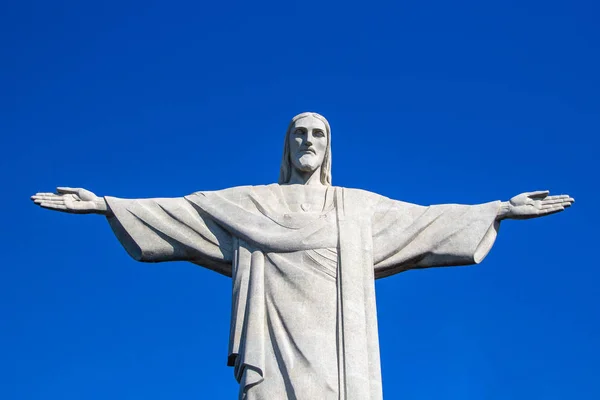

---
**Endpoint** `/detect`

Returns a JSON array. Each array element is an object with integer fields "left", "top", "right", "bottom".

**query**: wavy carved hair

[{"left": 278, "top": 112, "right": 332, "bottom": 186}]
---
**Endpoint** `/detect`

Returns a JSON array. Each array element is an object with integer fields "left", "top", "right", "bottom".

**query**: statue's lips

[{"left": 298, "top": 149, "right": 316, "bottom": 155}]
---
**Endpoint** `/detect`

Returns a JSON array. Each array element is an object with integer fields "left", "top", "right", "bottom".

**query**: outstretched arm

[
  {"left": 372, "top": 190, "right": 574, "bottom": 278},
  {"left": 31, "top": 187, "right": 233, "bottom": 276},
  {"left": 31, "top": 187, "right": 111, "bottom": 216},
  {"left": 496, "top": 190, "right": 574, "bottom": 221}
]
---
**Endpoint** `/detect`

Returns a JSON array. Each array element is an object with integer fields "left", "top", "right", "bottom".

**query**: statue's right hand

[{"left": 31, "top": 187, "right": 107, "bottom": 214}]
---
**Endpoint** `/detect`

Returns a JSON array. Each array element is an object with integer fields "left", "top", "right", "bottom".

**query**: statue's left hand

[{"left": 500, "top": 190, "right": 574, "bottom": 220}]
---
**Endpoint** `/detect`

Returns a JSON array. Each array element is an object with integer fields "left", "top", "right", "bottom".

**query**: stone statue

[{"left": 31, "top": 112, "right": 574, "bottom": 400}]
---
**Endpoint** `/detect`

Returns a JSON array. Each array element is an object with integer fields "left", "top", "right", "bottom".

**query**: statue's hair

[{"left": 278, "top": 112, "right": 332, "bottom": 186}]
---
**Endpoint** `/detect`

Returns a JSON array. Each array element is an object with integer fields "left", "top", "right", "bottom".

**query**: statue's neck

[{"left": 288, "top": 167, "right": 324, "bottom": 186}]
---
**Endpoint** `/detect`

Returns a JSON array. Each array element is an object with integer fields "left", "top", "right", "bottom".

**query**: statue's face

[{"left": 289, "top": 116, "right": 328, "bottom": 174}]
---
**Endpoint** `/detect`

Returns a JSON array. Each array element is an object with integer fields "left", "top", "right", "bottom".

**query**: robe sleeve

[
  {"left": 372, "top": 197, "right": 502, "bottom": 279},
  {"left": 105, "top": 196, "right": 234, "bottom": 277}
]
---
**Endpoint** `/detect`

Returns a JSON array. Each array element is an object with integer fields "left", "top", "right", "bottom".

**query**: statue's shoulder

[
  {"left": 332, "top": 186, "right": 386, "bottom": 210},
  {"left": 334, "top": 187, "right": 424, "bottom": 214},
  {"left": 336, "top": 186, "right": 383, "bottom": 200},
  {"left": 189, "top": 184, "right": 268, "bottom": 195},
  {"left": 187, "top": 184, "right": 278, "bottom": 203}
]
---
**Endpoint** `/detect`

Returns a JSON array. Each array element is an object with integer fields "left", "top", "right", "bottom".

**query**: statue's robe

[{"left": 105, "top": 184, "right": 501, "bottom": 400}]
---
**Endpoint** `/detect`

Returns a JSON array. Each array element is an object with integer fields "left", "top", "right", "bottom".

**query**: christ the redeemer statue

[{"left": 32, "top": 112, "right": 574, "bottom": 400}]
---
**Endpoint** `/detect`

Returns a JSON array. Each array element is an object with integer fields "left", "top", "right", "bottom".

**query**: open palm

[
  {"left": 508, "top": 190, "right": 574, "bottom": 220},
  {"left": 31, "top": 187, "right": 102, "bottom": 214}
]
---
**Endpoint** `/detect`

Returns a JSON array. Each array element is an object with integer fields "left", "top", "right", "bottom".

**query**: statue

[{"left": 31, "top": 112, "right": 574, "bottom": 400}]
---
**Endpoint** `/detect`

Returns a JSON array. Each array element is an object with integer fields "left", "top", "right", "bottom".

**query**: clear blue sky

[{"left": 2, "top": 1, "right": 598, "bottom": 399}]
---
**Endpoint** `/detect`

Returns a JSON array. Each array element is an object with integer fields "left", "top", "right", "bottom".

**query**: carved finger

[
  {"left": 541, "top": 202, "right": 568, "bottom": 210},
  {"left": 542, "top": 199, "right": 573, "bottom": 209},
  {"left": 40, "top": 202, "right": 68, "bottom": 210},
  {"left": 544, "top": 195, "right": 569, "bottom": 201},
  {"left": 57, "top": 187, "right": 80, "bottom": 195},
  {"left": 538, "top": 210, "right": 564, "bottom": 217},
  {"left": 542, "top": 198, "right": 569, "bottom": 206},
  {"left": 540, "top": 206, "right": 564, "bottom": 214},
  {"left": 32, "top": 194, "right": 62, "bottom": 201},
  {"left": 37, "top": 193, "right": 61, "bottom": 197},
  {"left": 33, "top": 192, "right": 57, "bottom": 197},
  {"left": 528, "top": 190, "right": 550, "bottom": 199},
  {"left": 31, "top": 193, "right": 60, "bottom": 201},
  {"left": 33, "top": 197, "right": 62, "bottom": 202},
  {"left": 34, "top": 199, "right": 65, "bottom": 205}
]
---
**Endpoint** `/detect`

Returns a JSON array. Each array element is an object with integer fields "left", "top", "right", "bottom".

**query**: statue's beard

[{"left": 292, "top": 154, "right": 322, "bottom": 173}]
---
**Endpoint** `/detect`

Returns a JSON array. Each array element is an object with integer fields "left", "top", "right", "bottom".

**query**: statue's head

[{"left": 278, "top": 112, "right": 332, "bottom": 186}]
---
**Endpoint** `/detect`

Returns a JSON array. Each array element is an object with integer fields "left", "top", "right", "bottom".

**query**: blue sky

[{"left": 1, "top": 1, "right": 599, "bottom": 399}]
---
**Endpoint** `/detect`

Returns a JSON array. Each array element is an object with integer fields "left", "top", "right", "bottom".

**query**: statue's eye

[
  {"left": 314, "top": 131, "right": 325, "bottom": 137},
  {"left": 294, "top": 129, "right": 304, "bottom": 135}
]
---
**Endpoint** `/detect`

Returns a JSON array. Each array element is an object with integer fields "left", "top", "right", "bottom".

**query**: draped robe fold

[{"left": 105, "top": 184, "right": 501, "bottom": 399}]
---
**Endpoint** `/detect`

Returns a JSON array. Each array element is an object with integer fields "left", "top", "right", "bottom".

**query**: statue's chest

[
  {"left": 251, "top": 185, "right": 337, "bottom": 230},
  {"left": 279, "top": 185, "right": 335, "bottom": 213}
]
